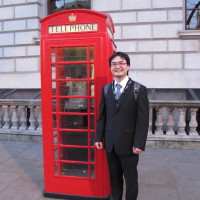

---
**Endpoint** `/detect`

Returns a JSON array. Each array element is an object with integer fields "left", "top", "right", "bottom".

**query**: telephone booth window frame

[{"left": 50, "top": 43, "right": 96, "bottom": 179}]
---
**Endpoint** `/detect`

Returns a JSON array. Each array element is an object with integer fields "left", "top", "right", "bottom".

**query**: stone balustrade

[
  {"left": 0, "top": 99, "right": 199, "bottom": 147},
  {"left": 147, "top": 100, "right": 200, "bottom": 148},
  {"left": 0, "top": 99, "right": 41, "bottom": 141}
]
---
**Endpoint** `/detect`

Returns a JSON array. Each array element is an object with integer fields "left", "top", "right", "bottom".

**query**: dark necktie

[{"left": 115, "top": 83, "right": 122, "bottom": 100}]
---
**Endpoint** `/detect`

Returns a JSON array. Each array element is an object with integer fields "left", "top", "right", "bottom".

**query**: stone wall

[
  {"left": 0, "top": 0, "right": 200, "bottom": 89},
  {"left": 0, "top": 0, "right": 46, "bottom": 88},
  {"left": 93, "top": 0, "right": 200, "bottom": 88}
]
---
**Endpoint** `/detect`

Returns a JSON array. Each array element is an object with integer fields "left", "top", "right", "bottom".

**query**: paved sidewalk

[{"left": 0, "top": 140, "right": 200, "bottom": 200}]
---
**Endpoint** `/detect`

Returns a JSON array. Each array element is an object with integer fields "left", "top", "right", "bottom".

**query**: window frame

[
  {"left": 48, "top": 0, "right": 91, "bottom": 15},
  {"left": 185, "top": 0, "right": 200, "bottom": 30}
]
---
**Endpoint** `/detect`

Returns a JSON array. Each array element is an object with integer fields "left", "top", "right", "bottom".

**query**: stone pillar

[
  {"left": 189, "top": 108, "right": 198, "bottom": 136},
  {"left": 28, "top": 106, "right": 36, "bottom": 130},
  {"left": 148, "top": 106, "right": 153, "bottom": 135},
  {"left": 0, "top": 106, "right": 3, "bottom": 128},
  {"left": 155, "top": 108, "right": 163, "bottom": 135},
  {"left": 178, "top": 108, "right": 186, "bottom": 135},
  {"left": 36, "top": 106, "right": 42, "bottom": 131},
  {"left": 2, "top": 105, "right": 10, "bottom": 129},
  {"left": 19, "top": 106, "right": 27, "bottom": 130},
  {"left": 11, "top": 105, "right": 19, "bottom": 129},
  {"left": 166, "top": 107, "right": 175, "bottom": 135}
]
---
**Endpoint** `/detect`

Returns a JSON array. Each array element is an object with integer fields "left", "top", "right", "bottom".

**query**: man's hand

[
  {"left": 133, "top": 147, "right": 142, "bottom": 154},
  {"left": 95, "top": 142, "right": 103, "bottom": 149}
]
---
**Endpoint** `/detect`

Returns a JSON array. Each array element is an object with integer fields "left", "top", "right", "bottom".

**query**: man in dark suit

[{"left": 95, "top": 52, "right": 149, "bottom": 200}]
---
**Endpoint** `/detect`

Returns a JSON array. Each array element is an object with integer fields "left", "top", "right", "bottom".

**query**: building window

[
  {"left": 48, "top": 0, "right": 91, "bottom": 14},
  {"left": 186, "top": 0, "right": 200, "bottom": 29}
]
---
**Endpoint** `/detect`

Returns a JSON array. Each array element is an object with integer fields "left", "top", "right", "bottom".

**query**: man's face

[{"left": 110, "top": 56, "right": 130, "bottom": 79}]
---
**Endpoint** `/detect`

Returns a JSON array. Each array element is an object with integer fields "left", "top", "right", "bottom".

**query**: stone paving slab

[{"left": 0, "top": 140, "right": 200, "bottom": 200}]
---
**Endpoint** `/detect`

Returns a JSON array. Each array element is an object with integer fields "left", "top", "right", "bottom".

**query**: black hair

[{"left": 109, "top": 52, "right": 130, "bottom": 67}]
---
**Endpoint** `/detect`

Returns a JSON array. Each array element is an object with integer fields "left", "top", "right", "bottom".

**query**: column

[
  {"left": 166, "top": 107, "right": 175, "bottom": 135},
  {"left": 148, "top": 107, "right": 153, "bottom": 135},
  {"left": 11, "top": 105, "right": 19, "bottom": 129},
  {"left": 189, "top": 108, "right": 198, "bottom": 136},
  {"left": 36, "top": 106, "right": 42, "bottom": 131},
  {"left": 178, "top": 108, "right": 186, "bottom": 135},
  {"left": 28, "top": 106, "right": 36, "bottom": 130},
  {"left": 0, "top": 106, "right": 3, "bottom": 128},
  {"left": 155, "top": 108, "right": 163, "bottom": 135},
  {"left": 19, "top": 106, "right": 27, "bottom": 130},
  {"left": 2, "top": 105, "right": 10, "bottom": 129}
]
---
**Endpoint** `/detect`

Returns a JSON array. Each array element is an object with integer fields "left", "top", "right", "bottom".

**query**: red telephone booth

[{"left": 40, "top": 9, "right": 115, "bottom": 199}]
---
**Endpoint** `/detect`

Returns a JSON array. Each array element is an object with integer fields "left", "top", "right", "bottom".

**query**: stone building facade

[{"left": 0, "top": 0, "right": 200, "bottom": 89}]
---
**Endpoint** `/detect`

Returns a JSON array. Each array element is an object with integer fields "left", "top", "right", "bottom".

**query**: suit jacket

[{"left": 95, "top": 78, "right": 149, "bottom": 155}]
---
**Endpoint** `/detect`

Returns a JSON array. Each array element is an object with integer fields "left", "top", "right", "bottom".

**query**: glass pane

[
  {"left": 90, "top": 148, "right": 94, "bottom": 162},
  {"left": 90, "top": 81, "right": 94, "bottom": 96},
  {"left": 91, "top": 165, "right": 95, "bottom": 178},
  {"left": 53, "top": 131, "right": 58, "bottom": 144},
  {"left": 90, "top": 64, "right": 94, "bottom": 78},
  {"left": 52, "top": 82, "right": 56, "bottom": 95},
  {"left": 57, "top": 64, "right": 87, "bottom": 79},
  {"left": 58, "top": 81, "right": 87, "bottom": 96},
  {"left": 61, "top": 131, "right": 88, "bottom": 146},
  {"left": 61, "top": 163, "right": 88, "bottom": 177},
  {"left": 49, "top": 0, "right": 91, "bottom": 14},
  {"left": 61, "top": 147, "right": 88, "bottom": 162},
  {"left": 57, "top": 47, "right": 87, "bottom": 62},
  {"left": 90, "top": 115, "right": 94, "bottom": 130},
  {"left": 90, "top": 47, "right": 94, "bottom": 61},
  {"left": 60, "top": 115, "right": 88, "bottom": 129},
  {"left": 90, "top": 132, "right": 95, "bottom": 146},
  {"left": 186, "top": 0, "right": 200, "bottom": 29},
  {"left": 90, "top": 98, "right": 94, "bottom": 113},
  {"left": 54, "top": 146, "right": 58, "bottom": 160},
  {"left": 186, "top": 10, "right": 200, "bottom": 29},
  {"left": 51, "top": 48, "right": 55, "bottom": 62},
  {"left": 52, "top": 114, "right": 57, "bottom": 128},
  {"left": 52, "top": 98, "right": 56, "bottom": 112},
  {"left": 52, "top": 65, "right": 56, "bottom": 79},
  {"left": 54, "top": 162, "right": 59, "bottom": 175},
  {"left": 63, "top": 98, "right": 87, "bottom": 112}
]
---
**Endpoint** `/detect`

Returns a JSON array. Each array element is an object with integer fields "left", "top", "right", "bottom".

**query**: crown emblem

[{"left": 68, "top": 13, "right": 76, "bottom": 22}]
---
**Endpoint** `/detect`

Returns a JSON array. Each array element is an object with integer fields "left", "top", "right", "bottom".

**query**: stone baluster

[
  {"left": 28, "top": 106, "right": 36, "bottom": 130},
  {"left": 19, "top": 106, "right": 27, "bottom": 130},
  {"left": 166, "top": 107, "right": 175, "bottom": 135},
  {"left": 189, "top": 108, "right": 198, "bottom": 136},
  {"left": 36, "top": 106, "right": 42, "bottom": 131},
  {"left": 155, "top": 108, "right": 163, "bottom": 135},
  {"left": 178, "top": 108, "right": 186, "bottom": 135},
  {"left": 148, "top": 107, "right": 153, "bottom": 135},
  {"left": 2, "top": 105, "right": 10, "bottom": 129},
  {"left": 0, "top": 106, "right": 3, "bottom": 128},
  {"left": 11, "top": 105, "right": 19, "bottom": 129}
]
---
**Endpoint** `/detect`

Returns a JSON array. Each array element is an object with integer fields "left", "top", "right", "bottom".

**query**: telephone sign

[{"left": 40, "top": 9, "right": 115, "bottom": 199}]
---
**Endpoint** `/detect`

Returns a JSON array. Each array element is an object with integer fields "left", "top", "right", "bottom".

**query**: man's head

[
  {"left": 109, "top": 52, "right": 130, "bottom": 81},
  {"left": 109, "top": 52, "right": 130, "bottom": 67}
]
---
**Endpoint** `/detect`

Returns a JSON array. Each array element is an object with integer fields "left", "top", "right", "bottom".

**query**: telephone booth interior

[{"left": 40, "top": 9, "right": 115, "bottom": 199}]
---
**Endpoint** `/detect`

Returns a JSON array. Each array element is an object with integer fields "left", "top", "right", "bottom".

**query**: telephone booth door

[{"left": 40, "top": 10, "right": 115, "bottom": 199}]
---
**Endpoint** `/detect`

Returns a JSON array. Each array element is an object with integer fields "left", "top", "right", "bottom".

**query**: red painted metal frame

[{"left": 40, "top": 9, "right": 115, "bottom": 199}]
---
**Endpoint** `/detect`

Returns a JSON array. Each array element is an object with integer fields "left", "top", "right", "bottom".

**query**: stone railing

[
  {"left": 0, "top": 99, "right": 42, "bottom": 141},
  {"left": 147, "top": 100, "right": 200, "bottom": 148},
  {"left": 0, "top": 99, "right": 200, "bottom": 147}
]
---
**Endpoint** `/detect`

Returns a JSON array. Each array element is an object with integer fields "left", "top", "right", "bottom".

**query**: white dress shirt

[{"left": 114, "top": 76, "right": 129, "bottom": 94}]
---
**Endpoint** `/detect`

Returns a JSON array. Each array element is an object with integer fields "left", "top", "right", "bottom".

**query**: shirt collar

[{"left": 114, "top": 76, "right": 129, "bottom": 89}]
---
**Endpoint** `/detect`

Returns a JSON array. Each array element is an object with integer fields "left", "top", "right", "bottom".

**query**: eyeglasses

[{"left": 111, "top": 62, "right": 127, "bottom": 67}]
